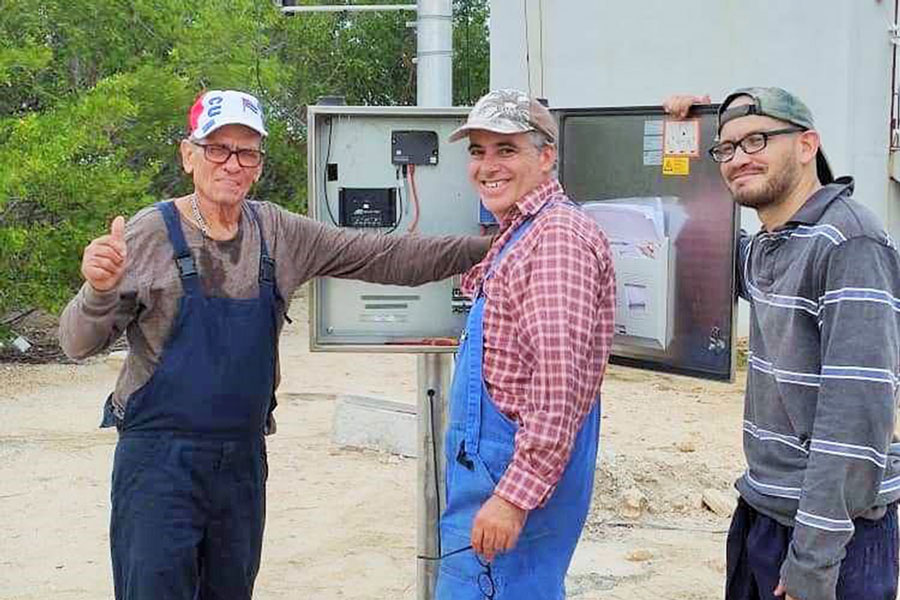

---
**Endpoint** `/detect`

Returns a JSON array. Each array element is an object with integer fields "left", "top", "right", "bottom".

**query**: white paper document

[
  {"left": 581, "top": 199, "right": 666, "bottom": 250},
  {"left": 582, "top": 199, "right": 675, "bottom": 351}
]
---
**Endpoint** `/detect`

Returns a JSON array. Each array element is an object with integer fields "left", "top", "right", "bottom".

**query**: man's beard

[{"left": 729, "top": 158, "right": 799, "bottom": 209}]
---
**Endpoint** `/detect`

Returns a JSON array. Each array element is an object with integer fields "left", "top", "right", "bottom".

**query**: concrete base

[{"left": 332, "top": 395, "right": 417, "bottom": 457}]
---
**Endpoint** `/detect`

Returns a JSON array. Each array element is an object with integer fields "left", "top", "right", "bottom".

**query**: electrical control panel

[
  {"left": 308, "top": 106, "right": 480, "bottom": 353},
  {"left": 391, "top": 130, "right": 439, "bottom": 166},
  {"left": 338, "top": 188, "right": 397, "bottom": 228}
]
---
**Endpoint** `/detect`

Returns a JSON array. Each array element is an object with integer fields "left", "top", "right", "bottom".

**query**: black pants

[{"left": 726, "top": 498, "right": 898, "bottom": 600}]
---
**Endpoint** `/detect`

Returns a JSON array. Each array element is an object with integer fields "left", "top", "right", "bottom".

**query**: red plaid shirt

[{"left": 461, "top": 178, "right": 615, "bottom": 511}]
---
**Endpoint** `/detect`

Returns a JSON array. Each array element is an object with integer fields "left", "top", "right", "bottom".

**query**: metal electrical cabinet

[
  {"left": 558, "top": 105, "right": 738, "bottom": 381},
  {"left": 307, "top": 104, "right": 739, "bottom": 381},
  {"left": 307, "top": 106, "right": 480, "bottom": 353}
]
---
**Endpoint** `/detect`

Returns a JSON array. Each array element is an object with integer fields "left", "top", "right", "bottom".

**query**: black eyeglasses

[
  {"left": 191, "top": 142, "right": 264, "bottom": 168},
  {"left": 708, "top": 127, "right": 805, "bottom": 163},
  {"left": 474, "top": 553, "right": 495, "bottom": 599},
  {"left": 418, "top": 545, "right": 496, "bottom": 599}
]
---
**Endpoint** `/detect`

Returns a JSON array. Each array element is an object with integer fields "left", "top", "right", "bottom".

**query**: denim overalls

[
  {"left": 436, "top": 207, "right": 601, "bottom": 599},
  {"left": 104, "top": 201, "right": 279, "bottom": 599}
]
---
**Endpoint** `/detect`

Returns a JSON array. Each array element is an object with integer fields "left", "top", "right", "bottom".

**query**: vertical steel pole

[
  {"left": 416, "top": 353, "right": 453, "bottom": 600},
  {"left": 416, "top": 1, "right": 454, "bottom": 598},
  {"left": 416, "top": 0, "right": 454, "bottom": 107}
]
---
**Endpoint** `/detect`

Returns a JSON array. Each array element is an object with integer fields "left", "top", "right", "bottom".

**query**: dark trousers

[
  {"left": 110, "top": 435, "right": 267, "bottom": 600},
  {"left": 726, "top": 498, "right": 898, "bottom": 600}
]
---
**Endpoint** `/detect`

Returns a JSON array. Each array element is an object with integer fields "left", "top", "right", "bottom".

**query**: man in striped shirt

[
  {"left": 435, "top": 89, "right": 615, "bottom": 599},
  {"left": 666, "top": 88, "right": 900, "bottom": 600}
]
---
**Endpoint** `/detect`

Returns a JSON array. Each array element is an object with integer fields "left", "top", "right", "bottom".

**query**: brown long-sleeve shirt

[{"left": 59, "top": 200, "right": 491, "bottom": 416}]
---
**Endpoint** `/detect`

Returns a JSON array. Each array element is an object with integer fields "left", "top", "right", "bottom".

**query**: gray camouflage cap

[
  {"left": 717, "top": 86, "right": 833, "bottom": 184},
  {"left": 449, "top": 89, "right": 558, "bottom": 143}
]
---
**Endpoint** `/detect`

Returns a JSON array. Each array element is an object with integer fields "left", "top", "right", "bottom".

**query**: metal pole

[
  {"left": 416, "top": 353, "right": 452, "bottom": 600},
  {"left": 416, "top": 3, "right": 454, "bottom": 599},
  {"left": 282, "top": 4, "right": 455, "bottom": 598},
  {"left": 281, "top": 4, "right": 417, "bottom": 14},
  {"left": 416, "top": 0, "right": 453, "bottom": 107}
]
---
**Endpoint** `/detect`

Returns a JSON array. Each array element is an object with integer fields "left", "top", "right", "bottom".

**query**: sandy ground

[{"left": 0, "top": 293, "right": 747, "bottom": 599}]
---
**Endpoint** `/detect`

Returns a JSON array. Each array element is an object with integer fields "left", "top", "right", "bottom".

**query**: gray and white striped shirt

[{"left": 735, "top": 177, "right": 900, "bottom": 599}]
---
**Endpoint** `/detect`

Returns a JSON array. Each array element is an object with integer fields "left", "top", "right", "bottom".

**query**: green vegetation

[{"left": 0, "top": 0, "right": 489, "bottom": 316}]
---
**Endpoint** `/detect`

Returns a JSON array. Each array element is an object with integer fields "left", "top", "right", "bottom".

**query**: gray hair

[
  {"left": 528, "top": 130, "right": 558, "bottom": 174},
  {"left": 528, "top": 130, "right": 551, "bottom": 150}
]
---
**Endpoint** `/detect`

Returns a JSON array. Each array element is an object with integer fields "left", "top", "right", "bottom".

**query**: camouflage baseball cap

[
  {"left": 449, "top": 89, "right": 558, "bottom": 143},
  {"left": 717, "top": 87, "right": 833, "bottom": 184}
]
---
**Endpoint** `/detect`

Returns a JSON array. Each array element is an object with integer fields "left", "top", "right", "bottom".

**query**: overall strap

[
  {"left": 481, "top": 199, "right": 564, "bottom": 286},
  {"left": 156, "top": 201, "right": 202, "bottom": 296},
  {"left": 463, "top": 210, "right": 542, "bottom": 454},
  {"left": 462, "top": 296, "right": 488, "bottom": 454},
  {"left": 245, "top": 202, "right": 276, "bottom": 289}
]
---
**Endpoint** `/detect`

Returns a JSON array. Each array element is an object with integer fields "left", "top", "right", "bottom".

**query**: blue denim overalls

[
  {"left": 436, "top": 207, "right": 601, "bottom": 599},
  {"left": 104, "top": 201, "right": 279, "bottom": 599}
]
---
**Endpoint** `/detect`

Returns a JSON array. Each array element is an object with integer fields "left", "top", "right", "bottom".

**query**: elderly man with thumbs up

[{"left": 58, "top": 90, "right": 491, "bottom": 600}]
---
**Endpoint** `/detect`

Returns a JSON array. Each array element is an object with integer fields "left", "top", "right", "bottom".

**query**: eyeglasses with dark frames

[
  {"left": 190, "top": 141, "right": 264, "bottom": 168},
  {"left": 418, "top": 545, "right": 496, "bottom": 599},
  {"left": 474, "top": 553, "right": 496, "bottom": 599},
  {"left": 708, "top": 127, "right": 805, "bottom": 163}
]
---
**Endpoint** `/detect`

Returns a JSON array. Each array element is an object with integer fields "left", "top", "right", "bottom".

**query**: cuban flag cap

[{"left": 188, "top": 90, "right": 268, "bottom": 140}]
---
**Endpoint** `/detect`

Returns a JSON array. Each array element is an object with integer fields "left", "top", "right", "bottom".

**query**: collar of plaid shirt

[
  {"left": 463, "top": 178, "right": 565, "bottom": 296},
  {"left": 497, "top": 177, "right": 564, "bottom": 229}
]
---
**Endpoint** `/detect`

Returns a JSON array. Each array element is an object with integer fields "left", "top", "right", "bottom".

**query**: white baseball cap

[{"left": 187, "top": 90, "right": 268, "bottom": 140}]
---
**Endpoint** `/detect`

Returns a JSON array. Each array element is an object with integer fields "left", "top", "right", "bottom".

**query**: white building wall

[{"left": 490, "top": 0, "right": 898, "bottom": 238}]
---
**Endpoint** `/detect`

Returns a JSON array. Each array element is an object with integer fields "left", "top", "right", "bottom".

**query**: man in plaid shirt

[{"left": 435, "top": 89, "right": 616, "bottom": 599}]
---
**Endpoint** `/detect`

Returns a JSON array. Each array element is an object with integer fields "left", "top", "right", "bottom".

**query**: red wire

[{"left": 407, "top": 164, "right": 420, "bottom": 233}]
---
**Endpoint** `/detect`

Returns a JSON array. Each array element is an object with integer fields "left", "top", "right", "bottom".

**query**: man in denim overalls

[
  {"left": 435, "top": 89, "right": 616, "bottom": 599},
  {"left": 60, "top": 90, "right": 493, "bottom": 599}
]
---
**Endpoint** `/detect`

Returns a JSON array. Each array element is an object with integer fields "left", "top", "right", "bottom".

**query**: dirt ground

[{"left": 0, "top": 292, "right": 747, "bottom": 599}]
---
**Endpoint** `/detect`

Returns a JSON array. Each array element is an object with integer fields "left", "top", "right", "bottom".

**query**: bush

[{"left": 0, "top": 0, "right": 489, "bottom": 317}]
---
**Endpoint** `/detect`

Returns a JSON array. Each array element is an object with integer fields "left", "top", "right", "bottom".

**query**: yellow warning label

[{"left": 662, "top": 156, "right": 690, "bottom": 176}]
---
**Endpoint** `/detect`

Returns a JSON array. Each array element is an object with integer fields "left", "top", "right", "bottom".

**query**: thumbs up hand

[{"left": 81, "top": 216, "right": 128, "bottom": 292}]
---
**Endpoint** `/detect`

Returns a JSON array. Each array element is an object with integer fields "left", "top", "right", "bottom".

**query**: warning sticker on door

[
  {"left": 643, "top": 150, "right": 663, "bottom": 166},
  {"left": 642, "top": 120, "right": 665, "bottom": 167},
  {"left": 663, "top": 119, "right": 700, "bottom": 156},
  {"left": 662, "top": 156, "right": 690, "bottom": 176},
  {"left": 643, "top": 136, "right": 663, "bottom": 151},
  {"left": 644, "top": 120, "right": 665, "bottom": 136}
]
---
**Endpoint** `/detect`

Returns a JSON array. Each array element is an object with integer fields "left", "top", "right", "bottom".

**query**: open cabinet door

[{"left": 557, "top": 105, "right": 739, "bottom": 381}]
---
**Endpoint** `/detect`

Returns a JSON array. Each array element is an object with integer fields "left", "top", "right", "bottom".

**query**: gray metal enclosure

[
  {"left": 307, "top": 105, "right": 739, "bottom": 380},
  {"left": 307, "top": 106, "right": 480, "bottom": 353},
  {"left": 558, "top": 106, "right": 738, "bottom": 380}
]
